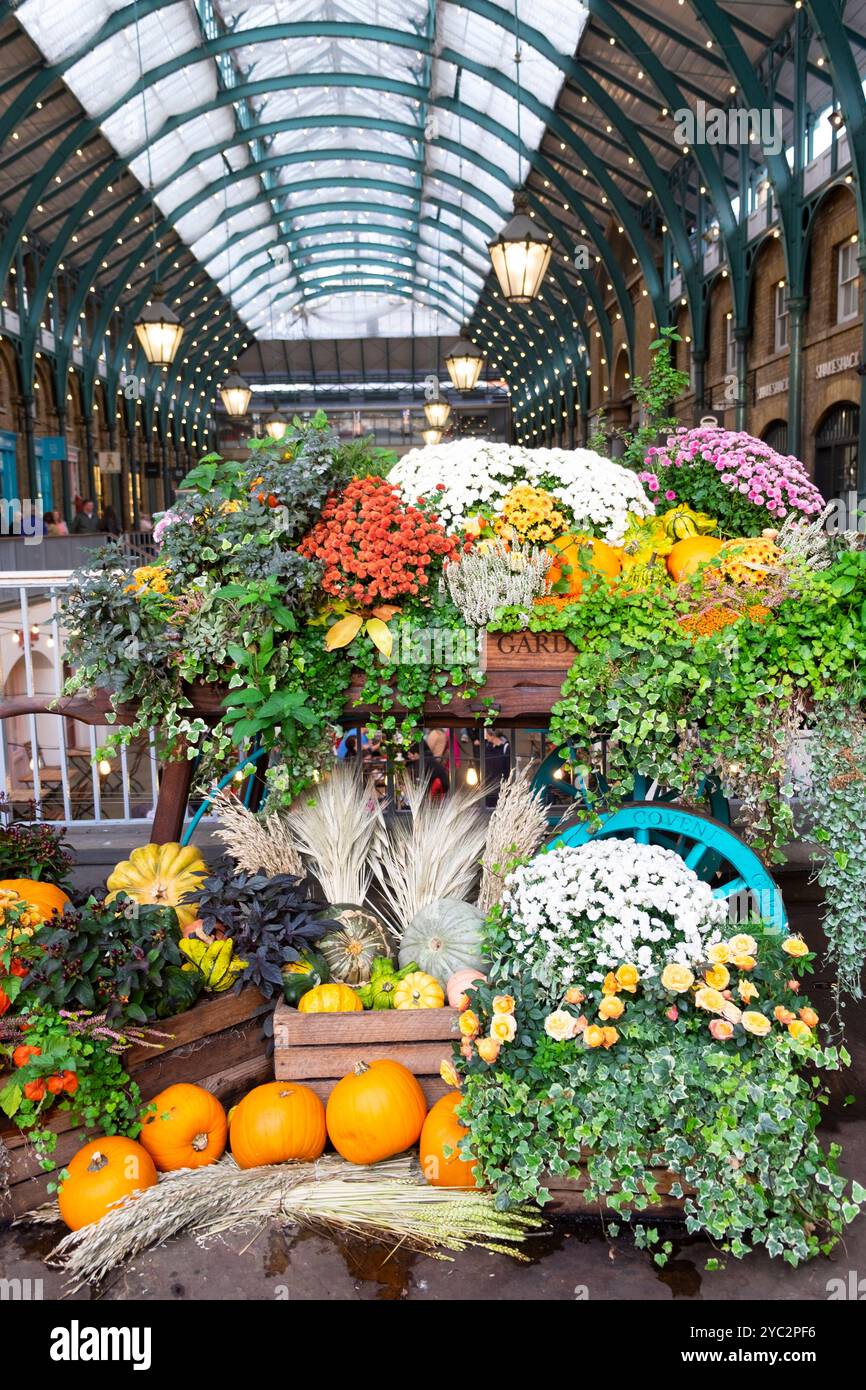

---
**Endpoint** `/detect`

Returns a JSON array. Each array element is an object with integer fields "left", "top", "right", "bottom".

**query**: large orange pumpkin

[
  {"left": 0, "top": 879, "right": 70, "bottom": 932},
  {"left": 57, "top": 1135, "right": 157, "bottom": 1231},
  {"left": 326, "top": 1059, "right": 427, "bottom": 1165},
  {"left": 665, "top": 535, "right": 723, "bottom": 582},
  {"left": 546, "top": 535, "right": 622, "bottom": 596},
  {"left": 419, "top": 1093, "right": 477, "bottom": 1188},
  {"left": 229, "top": 1081, "right": 326, "bottom": 1169},
  {"left": 138, "top": 1083, "right": 227, "bottom": 1172}
]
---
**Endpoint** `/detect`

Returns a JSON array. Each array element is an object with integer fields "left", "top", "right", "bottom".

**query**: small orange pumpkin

[
  {"left": 230, "top": 1081, "right": 326, "bottom": 1168},
  {"left": 665, "top": 534, "right": 723, "bottom": 582},
  {"left": 297, "top": 982, "right": 363, "bottom": 1014},
  {"left": 419, "top": 1093, "right": 477, "bottom": 1188},
  {"left": 546, "top": 535, "right": 622, "bottom": 596},
  {"left": 326, "top": 1059, "right": 427, "bottom": 1165},
  {"left": 138, "top": 1083, "right": 227, "bottom": 1172},
  {"left": 0, "top": 878, "right": 70, "bottom": 932},
  {"left": 57, "top": 1135, "right": 157, "bottom": 1231}
]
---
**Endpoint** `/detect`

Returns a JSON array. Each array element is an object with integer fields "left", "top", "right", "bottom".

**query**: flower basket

[{"left": 0, "top": 988, "right": 269, "bottom": 1222}]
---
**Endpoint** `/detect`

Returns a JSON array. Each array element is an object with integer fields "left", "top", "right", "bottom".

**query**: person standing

[{"left": 70, "top": 499, "right": 101, "bottom": 533}]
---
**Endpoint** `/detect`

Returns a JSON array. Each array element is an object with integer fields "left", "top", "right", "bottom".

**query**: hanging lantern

[
  {"left": 444, "top": 326, "right": 485, "bottom": 392},
  {"left": 421, "top": 427, "right": 443, "bottom": 447},
  {"left": 487, "top": 190, "right": 552, "bottom": 304},
  {"left": 134, "top": 285, "right": 184, "bottom": 368},
  {"left": 264, "top": 409, "right": 288, "bottom": 441},
  {"left": 423, "top": 398, "right": 451, "bottom": 430},
  {"left": 218, "top": 370, "right": 252, "bottom": 418}
]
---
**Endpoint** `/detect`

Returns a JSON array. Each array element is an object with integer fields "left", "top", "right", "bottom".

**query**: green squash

[
  {"left": 356, "top": 957, "right": 420, "bottom": 1010},
  {"left": 281, "top": 948, "right": 330, "bottom": 1007},
  {"left": 319, "top": 906, "right": 393, "bottom": 985},
  {"left": 399, "top": 898, "right": 486, "bottom": 986}
]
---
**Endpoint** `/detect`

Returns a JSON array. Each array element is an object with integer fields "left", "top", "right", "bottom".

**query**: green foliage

[
  {"left": 0, "top": 806, "right": 73, "bottom": 891},
  {"left": 618, "top": 328, "right": 690, "bottom": 472}
]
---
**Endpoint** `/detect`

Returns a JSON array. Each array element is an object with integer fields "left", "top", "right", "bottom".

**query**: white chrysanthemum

[
  {"left": 500, "top": 838, "right": 726, "bottom": 992},
  {"left": 389, "top": 440, "right": 653, "bottom": 544}
]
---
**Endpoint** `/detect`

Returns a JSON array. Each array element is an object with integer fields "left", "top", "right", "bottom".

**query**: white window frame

[
  {"left": 837, "top": 241, "right": 860, "bottom": 325},
  {"left": 774, "top": 284, "right": 789, "bottom": 352},
  {"left": 725, "top": 314, "right": 737, "bottom": 374}
]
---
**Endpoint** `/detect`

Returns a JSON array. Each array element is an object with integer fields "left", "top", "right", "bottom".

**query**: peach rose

[
  {"left": 742, "top": 1010, "right": 772, "bottom": 1037},
  {"left": 598, "top": 993, "right": 625, "bottom": 1021},
  {"left": 601, "top": 972, "right": 621, "bottom": 996},
  {"left": 721, "top": 1000, "right": 742, "bottom": 1024},
  {"left": 615, "top": 963, "right": 640, "bottom": 993},
  {"left": 584, "top": 1024, "right": 605, "bottom": 1049},
  {"left": 738, "top": 980, "right": 759, "bottom": 1003},
  {"left": 709, "top": 1018, "right": 734, "bottom": 1041},
  {"left": 458, "top": 1009, "right": 480, "bottom": 1038},
  {"left": 544, "top": 1009, "right": 577, "bottom": 1042},
  {"left": 665, "top": 1005, "right": 679, "bottom": 1022},
  {"left": 660, "top": 963, "right": 695, "bottom": 993},
  {"left": 490, "top": 1013, "right": 517, "bottom": 1044},
  {"left": 732, "top": 953, "right": 757, "bottom": 972},
  {"left": 601, "top": 1027, "right": 619, "bottom": 1049},
  {"left": 799, "top": 1007, "right": 819, "bottom": 1028},
  {"left": 774, "top": 1005, "right": 796, "bottom": 1025},
  {"left": 565, "top": 986, "right": 585, "bottom": 1005},
  {"left": 492, "top": 994, "right": 516, "bottom": 1015},
  {"left": 782, "top": 936, "right": 809, "bottom": 958},
  {"left": 729, "top": 933, "right": 758, "bottom": 956},
  {"left": 787, "top": 1019, "right": 813, "bottom": 1043},
  {"left": 786, "top": 978, "right": 801, "bottom": 993},
  {"left": 706, "top": 941, "right": 732, "bottom": 966},
  {"left": 704, "top": 964, "right": 730, "bottom": 991},
  {"left": 694, "top": 986, "right": 726, "bottom": 1014},
  {"left": 475, "top": 1036, "right": 501, "bottom": 1063}
]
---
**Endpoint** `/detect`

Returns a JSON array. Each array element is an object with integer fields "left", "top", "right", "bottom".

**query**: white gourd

[{"left": 399, "top": 898, "right": 486, "bottom": 985}]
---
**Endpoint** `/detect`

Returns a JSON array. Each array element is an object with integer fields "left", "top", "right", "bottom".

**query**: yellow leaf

[
  {"left": 364, "top": 617, "right": 393, "bottom": 658},
  {"left": 324, "top": 613, "right": 365, "bottom": 650}
]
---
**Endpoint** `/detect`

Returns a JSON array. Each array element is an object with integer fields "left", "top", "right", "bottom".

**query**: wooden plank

[
  {"left": 132, "top": 1021, "right": 268, "bottom": 1097},
  {"left": 125, "top": 988, "right": 268, "bottom": 1066},
  {"left": 273, "top": 1002, "right": 458, "bottom": 1047},
  {"left": 275, "top": 1041, "right": 452, "bottom": 1081},
  {"left": 483, "top": 631, "right": 577, "bottom": 671},
  {"left": 343, "top": 668, "right": 567, "bottom": 725}
]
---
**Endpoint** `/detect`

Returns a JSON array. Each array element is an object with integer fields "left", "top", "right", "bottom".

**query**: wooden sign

[{"left": 483, "top": 630, "right": 577, "bottom": 672}]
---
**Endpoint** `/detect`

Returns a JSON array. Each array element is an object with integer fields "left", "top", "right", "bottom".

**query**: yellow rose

[
  {"left": 782, "top": 936, "right": 809, "bottom": 958},
  {"left": 490, "top": 1013, "right": 517, "bottom": 1044},
  {"left": 694, "top": 986, "right": 726, "bottom": 1014},
  {"left": 598, "top": 994, "right": 625, "bottom": 1021},
  {"left": 439, "top": 1058, "right": 461, "bottom": 1089},
  {"left": 544, "top": 1009, "right": 577, "bottom": 1042},
  {"left": 584, "top": 1024, "right": 605, "bottom": 1049},
  {"left": 601, "top": 1026, "right": 619, "bottom": 1049},
  {"left": 706, "top": 941, "right": 732, "bottom": 966},
  {"left": 475, "top": 1037, "right": 501, "bottom": 1063},
  {"left": 565, "top": 986, "right": 585, "bottom": 1005},
  {"left": 615, "top": 963, "right": 640, "bottom": 993},
  {"left": 458, "top": 1009, "right": 480, "bottom": 1038},
  {"left": 601, "top": 972, "right": 621, "bottom": 996},
  {"left": 704, "top": 964, "right": 730, "bottom": 991},
  {"left": 742, "top": 1010, "right": 772, "bottom": 1037},
  {"left": 492, "top": 995, "right": 516, "bottom": 1015},
  {"left": 787, "top": 1019, "right": 813, "bottom": 1043},
  {"left": 732, "top": 954, "right": 757, "bottom": 972},
  {"left": 660, "top": 963, "right": 695, "bottom": 994},
  {"left": 738, "top": 980, "right": 759, "bottom": 1003},
  {"left": 729, "top": 933, "right": 758, "bottom": 956}
]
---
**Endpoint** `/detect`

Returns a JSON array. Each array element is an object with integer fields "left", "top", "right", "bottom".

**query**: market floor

[{"left": 2, "top": 872, "right": 864, "bottom": 1302}]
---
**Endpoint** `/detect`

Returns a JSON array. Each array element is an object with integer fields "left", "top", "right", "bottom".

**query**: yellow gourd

[
  {"left": 717, "top": 537, "right": 781, "bottom": 586},
  {"left": 392, "top": 971, "right": 445, "bottom": 1010},
  {"left": 296, "top": 982, "right": 363, "bottom": 1014},
  {"left": 106, "top": 843, "right": 207, "bottom": 929}
]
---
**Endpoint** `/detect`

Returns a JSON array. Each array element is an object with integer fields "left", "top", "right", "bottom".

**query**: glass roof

[{"left": 17, "top": 0, "right": 588, "bottom": 339}]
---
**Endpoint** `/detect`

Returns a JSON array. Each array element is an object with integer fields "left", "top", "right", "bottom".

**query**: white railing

[{"left": 0, "top": 572, "right": 160, "bottom": 828}]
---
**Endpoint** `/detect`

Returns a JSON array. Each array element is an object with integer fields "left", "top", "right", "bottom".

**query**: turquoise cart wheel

[
  {"left": 533, "top": 742, "right": 730, "bottom": 825},
  {"left": 180, "top": 744, "right": 269, "bottom": 847},
  {"left": 547, "top": 801, "right": 787, "bottom": 934}
]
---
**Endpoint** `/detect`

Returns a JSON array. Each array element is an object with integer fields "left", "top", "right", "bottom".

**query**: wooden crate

[
  {"left": 273, "top": 1003, "right": 460, "bottom": 1105},
  {"left": 0, "top": 988, "right": 271, "bottom": 1222}
]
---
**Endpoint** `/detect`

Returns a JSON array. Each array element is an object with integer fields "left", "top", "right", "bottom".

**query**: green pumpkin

[
  {"left": 319, "top": 906, "right": 393, "bottom": 985},
  {"left": 281, "top": 948, "right": 330, "bottom": 1007},
  {"left": 399, "top": 898, "right": 486, "bottom": 986},
  {"left": 356, "top": 957, "right": 420, "bottom": 1010}
]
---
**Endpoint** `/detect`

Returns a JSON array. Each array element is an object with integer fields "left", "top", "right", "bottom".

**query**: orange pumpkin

[
  {"left": 138, "top": 1083, "right": 227, "bottom": 1172},
  {"left": 326, "top": 1059, "right": 427, "bottom": 1165},
  {"left": 546, "top": 535, "right": 622, "bottom": 596},
  {"left": 230, "top": 1081, "right": 326, "bottom": 1169},
  {"left": 57, "top": 1135, "right": 157, "bottom": 1231},
  {"left": 0, "top": 878, "right": 70, "bottom": 931},
  {"left": 419, "top": 1093, "right": 477, "bottom": 1188},
  {"left": 665, "top": 535, "right": 723, "bottom": 582}
]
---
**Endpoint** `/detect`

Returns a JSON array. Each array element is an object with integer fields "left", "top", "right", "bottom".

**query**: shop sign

[
  {"left": 756, "top": 377, "right": 788, "bottom": 400},
  {"left": 816, "top": 352, "right": 859, "bottom": 380},
  {"left": 98, "top": 449, "right": 122, "bottom": 474}
]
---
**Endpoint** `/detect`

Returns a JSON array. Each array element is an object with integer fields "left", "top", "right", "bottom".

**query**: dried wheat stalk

[
  {"left": 287, "top": 761, "right": 382, "bottom": 905},
  {"left": 370, "top": 776, "right": 489, "bottom": 936},
  {"left": 478, "top": 765, "right": 549, "bottom": 913},
  {"left": 210, "top": 789, "right": 303, "bottom": 877}
]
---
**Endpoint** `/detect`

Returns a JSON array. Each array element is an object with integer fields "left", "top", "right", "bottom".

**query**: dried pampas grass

[
  {"left": 478, "top": 765, "right": 549, "bottom": 913},
  {"left": 287, "top": 761, "right": 382, "bottom": 906},
  {"left": 209, "top": 789, "right": 303, "bottom": 878},
  {"left": 371, "top": 776, "right": 488, "bottom": 936},
  {"left": 42, "top": 1154, "right": 543, "bottom": 1287}
]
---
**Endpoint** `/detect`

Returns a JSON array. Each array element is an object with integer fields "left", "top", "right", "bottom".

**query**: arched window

[
  {"left": 815, "top": 403, "right": 860, "bottom": 498},
  {"left": 761, "top": 420, "right": 788, "bottom": 455}
]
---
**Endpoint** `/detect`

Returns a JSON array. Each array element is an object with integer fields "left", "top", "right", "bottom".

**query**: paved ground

[{"left": 1, "top": 869, "right": 863, "bottom": 1302}]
